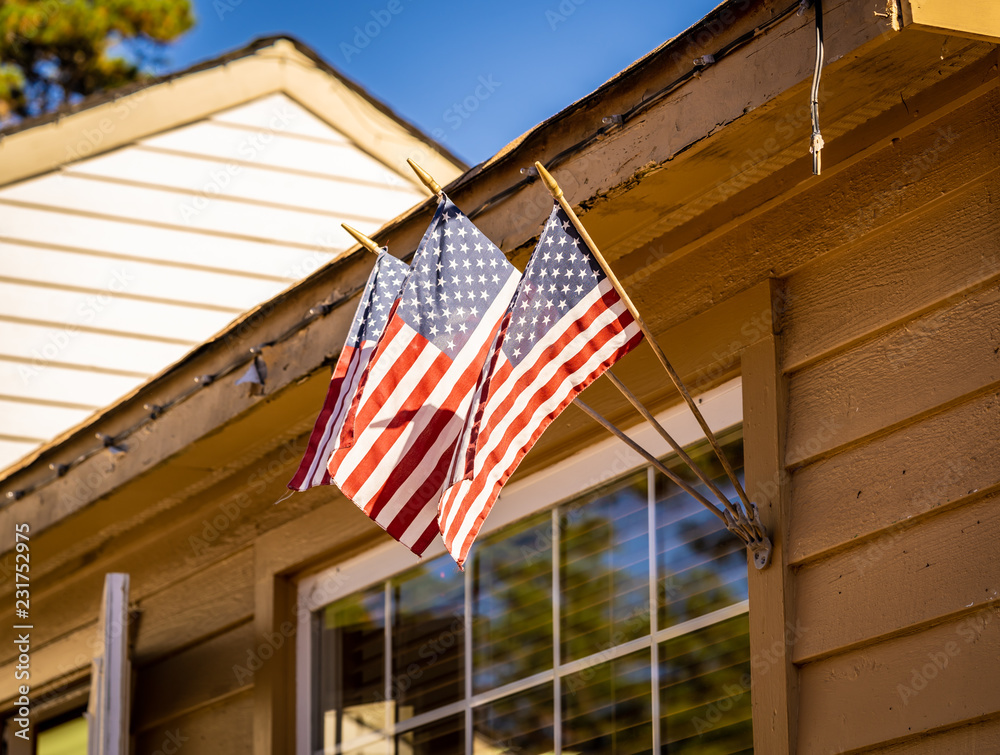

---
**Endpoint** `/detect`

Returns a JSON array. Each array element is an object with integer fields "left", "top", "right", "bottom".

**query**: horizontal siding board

[
  {"left": 133, "top": 620, "right": 256, "bottom": 732},
  {"left": 0, "top": 398, "right": 92, "bottom": 439},
  {"left": 0, "top": 174, "right": 385, "bottom": 248},
  {"left": 0, "top": 438, "right": 40, "bottom": 470},
  {"left": 0, "top": 622, "right": 95, "bottom": 704},
  {"left": 0, "top": 280, "right": 240, "bottom": 341},
  {"left": 793, "top": 491, "right": 1000, "bottom": 662},
  {"left": 783, "top": 168, "right": 1000, "bottom": 371},
  {"left": 0, "top": 320, "right": 191, "bottom": 374},
  {"left": 789, "top": 388, "right": 1000, "bottom": 563},
  {"left": 68, "top": 147, "right": 422, "bottom": 218},
  {"left": 0, "top": 205, "right": 327, "bottom": 278},
  {"left": 860, "top": 714, "right": 1000, "bottom": 754},
  {"left": 211, "top": 93, "right": 351, "bottom": 143},
  {"left": 0, "top": 241, "right": 288, "bottom": 310},
  {"left": 797, "top": 607, "right": 1000, "bottom": 754},
  {"left": 135, "top": 688, "right": 253, "bottom": 755},
  {"left": 0, "top": 359, "right": 142, "bottom": 405},
  {"left": 140, "top": 120, "right": 406, "bottom": 185},
  {"left": 786, "top": 282, "right": 1000, "bottom": 467},
  {"left": 135, "top": 548, "right": 255, "bottom": 664}
]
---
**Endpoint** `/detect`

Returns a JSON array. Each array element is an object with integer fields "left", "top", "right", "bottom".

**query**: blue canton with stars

[
  {"left": 500, "top": 204, "right": 606, "bottom": 367},
  {"left": 395, "top": 195, "right": 518, "bottom": 356},
  {"left": 349, "top": 252, "right": 410, "bottom": 347}
]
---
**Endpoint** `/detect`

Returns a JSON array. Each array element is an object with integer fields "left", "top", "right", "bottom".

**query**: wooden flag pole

[
  {"left": 534, "top": 161, "right": 756, "bottom": 520},
  {"left": 341, "top": 224, "right": 383, "bottom": 255}
]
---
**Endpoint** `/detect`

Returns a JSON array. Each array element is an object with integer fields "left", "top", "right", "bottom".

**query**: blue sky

[{"left": 166, "top": 0, "right": 721, "bottom": 166}]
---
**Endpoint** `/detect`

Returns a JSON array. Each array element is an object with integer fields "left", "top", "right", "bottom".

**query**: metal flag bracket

[{"left": 724, "top": 501, "right": 773, "bottom": 570}]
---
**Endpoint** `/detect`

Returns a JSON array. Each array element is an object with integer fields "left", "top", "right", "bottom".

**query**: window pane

[
  {"left": 561, "top": 470, "right": 650, "bottom": 663},
  {"left": 391, "top": 553, "right": 465, "bottom": 720},
  {"left": 396, "top": 713, "right": 463, "bottom": 755},
  {"left": 37, "top": 713, "right": 87, "bottom": 755},
  {"left": 473, "top": 683, "right": 555, "bottom": 754},
  {"left": 562, "top": 649, "right": 653, "bottom": 754},
  {"left": 656, "top": 433, "right": 748, "bottom": 629},
  {"left": 660, "top": 613, "right": 752, "bottom": 753},
  {"left": 317, "top": 586, "right": 387, "bottom": 750},
  {"left": 342, "top": 740, "right": 389, "bottom": 755},
  {"left": 472, "top": 511, "right": 553, "bottom": 694}
]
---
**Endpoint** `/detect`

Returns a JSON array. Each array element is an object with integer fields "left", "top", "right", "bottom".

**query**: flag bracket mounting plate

[{"left": 724, "top": 501, "right": 773, "bottom": 570}]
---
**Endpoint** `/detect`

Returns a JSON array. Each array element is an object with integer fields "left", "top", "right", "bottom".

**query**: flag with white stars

[
  {"left": 288, "top": 251, "right": 409, "bottom": 491},
  {"left": 328, "top": 195, "right": 521, "bottom": 556},
  {"left": 438, "top": 202, "right": 643, "bottom": 567}
]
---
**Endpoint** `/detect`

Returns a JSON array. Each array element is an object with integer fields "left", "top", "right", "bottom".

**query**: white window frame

[{"left": 296, "top": 376, "right": 744, "bottom": 755}]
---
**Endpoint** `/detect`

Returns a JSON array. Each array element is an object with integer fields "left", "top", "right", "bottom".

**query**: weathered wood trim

[
  {"left": 901, "top": 0, "right": 1000, "bottom": 43},
  {"left": 252, "top": 556, "right": 297, "bottom": 755},
  {"left": 742, "top": 279, "right": 797, "bottom": 754}
]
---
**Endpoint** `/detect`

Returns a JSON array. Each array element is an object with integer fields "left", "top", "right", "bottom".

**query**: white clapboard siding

[
  {"left": 0, "top": 281, "right": 241, "bottom": 341},
  {"left": 0, "top": 91, "right": 431, "bottom": 471},
  {"left": 1, "top": 174, "right": 388, "bottom": 248},
  {"left": 0, "top": 361, "right": 142, "bottom": 405},
  {"left": 2, "top": 322, "right": 192, "bottom": 374},
  {"left": 0, "top": 242, "right": 290, "bottom": 310},
  {"left": 0, "top": 439, "right": 40, "bottom": 466},
  {"left": 0, "top": 205, "right": 330, "bottom": 280},
  {"left": 66, "top": 148, "right": 424, "bottom": 219},
  {"left": 0, "top": 398, "right": 95, "bottom": 440},
  {"left": 141, "top": 121, "right": 411, "bottom": 186},
  {"left": 211, "top": 93, "right": 353, "bottom": 143}
]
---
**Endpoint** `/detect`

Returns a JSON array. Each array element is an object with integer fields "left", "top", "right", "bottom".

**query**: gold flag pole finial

[
  {"left": 341, "top": 224, "right": 383, "bottom": 256},
  {"left": 534, "top": 161, "right": 563, "bottom": 200},
  {"left": 406, "top": 159, "right": 443, "bottom": 196}
]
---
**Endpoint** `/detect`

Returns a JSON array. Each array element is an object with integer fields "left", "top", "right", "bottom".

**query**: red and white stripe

[
  {"left": 439, "top": 280, "right": 641, "bottom": 566},
  {"left": 328, "top": 274, "right": 520, "bottom": 555},
  {"left": 286, "top": 342, "right": 362, "bottom": 491}
]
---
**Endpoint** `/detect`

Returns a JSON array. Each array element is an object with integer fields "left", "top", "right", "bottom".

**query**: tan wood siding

[
  {"left": 135, "top": 689, "right": 254, "bottom": 755},
  {"left": 133, "top": 621, "right": 255, "bottom": 733},
  {"left": 784, "top": 86, "right": 1000, "bottom": 752}
]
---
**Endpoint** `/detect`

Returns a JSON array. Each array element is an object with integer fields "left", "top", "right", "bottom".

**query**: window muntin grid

[{"left": 314, "top": 429, "right": 751, "bottom": 755}]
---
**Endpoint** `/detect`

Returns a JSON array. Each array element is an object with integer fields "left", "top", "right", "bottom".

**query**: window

[
  {"left": 0, "top": 679, "right": 89, "bottom": 755},
  {"left": 300, "top": 380, "right": 751, "bottom": 754}
]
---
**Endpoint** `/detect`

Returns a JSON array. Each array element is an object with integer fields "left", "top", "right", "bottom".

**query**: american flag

[
  {"left": 328, "top": 195, "right": 521, "bottom": 555},
  {"left": 286, "top": 252, "right": 409, "bottom": 491},
  {"left": 438, "top": 203, "right": 643, "bottom": 566}
]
